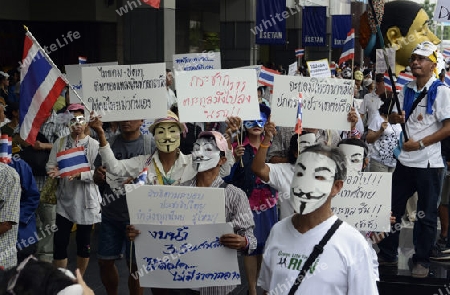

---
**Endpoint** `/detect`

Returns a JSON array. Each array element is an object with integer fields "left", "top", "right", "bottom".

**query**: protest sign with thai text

[
  {"left": 134, "top": 223, "right": 240, "bottom": 288},
  {"left": 81, "top": 63, "right": 167, "bottom": 122},
  {"left": 175, "top": 69, "right": 260, "bottom": 122},
  {"left": 306, "top": 59, "right": 331, "bottom": 78},
  {"left": 125, "top": 185, "right": 225, "bottom": 225},
  {"left": 173, "top": 52, "right": 221, "bottom": 72},
  {"left": 332, "top": 172, "right": 392, "bottom": 232}
]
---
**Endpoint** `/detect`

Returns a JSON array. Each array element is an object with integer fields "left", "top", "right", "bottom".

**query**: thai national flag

[
  {"left": 134, "top": 168, "right": 148, "bottom": 185},
  {"left": 396, "top": 72, "right": 414, "bottom": 90},
  {"left": 258, "top": 66, "right": 279, "bottom": 87},
  {"left": 339, "top": 29, "right": 355, "bottom": 65},
  {"left": 57, "top": 147, "right": 90, "bottom": 178},
  {"left": 143, "top": 0, "right": 160, "bottom": 8},
  {"left": 78, "top": 56, "right": 87, "bottom": 64},
  {"left": 295, "top": 93, "right": 303, "bottom": 134},
  {"left": 19, "top": 32, "right": 66, "bottom": 145},
  {"left": 0, "top": 135, "right": 12, "bottom": 164},
  {"left": 443, "top": 48, "right": 450, "bottom": 58},
  {"left": 295, "top": 48, "right": 305, "bottom": 58},
  {"left": 383, "top": 73, "right": 401, "bottom": 92},
  {"left": 445, "top": 72, "right": 450, "bottom": 87},
  {"left": 330, "top": 63, "right": 336, "bottom": 77}
]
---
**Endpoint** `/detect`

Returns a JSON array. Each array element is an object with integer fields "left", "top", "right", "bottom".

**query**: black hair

[
  {"left": 288, "top": 133, "right": 300, "bottom": 164},
  {"left": 0, "top": 259, "right": 75, "bottom": 295},
  {"left": 166, "top": 69, "right": 172, "bottom": 73},
  {"left": 375, "top": 73, "right": 384, "bottom": 83},
  {"left": 379, "top": 96, "right": 394, "bottom": 116},
  {"left": 337, "top": 138, "right": 369, "bottom": 159},
  {"left": 5, "top": 102, "right": 19, "bottom": 120}
]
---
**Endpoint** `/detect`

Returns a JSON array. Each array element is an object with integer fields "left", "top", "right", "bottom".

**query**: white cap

[
  {"left": 0, "top": 71, "right": 9, "bottom": 78},
  {"left": 411, "top": 41, "right": 437, "bottom": 58}
]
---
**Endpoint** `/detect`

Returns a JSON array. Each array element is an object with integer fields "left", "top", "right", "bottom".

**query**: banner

[
  {"left": 306, "top": 59, "right": 331, "bottom": 78},
  {"left": 254, "top": 0, "right": 286, "bottom": 45},
  {"left": 332, "top": 15, "right": 352, "bottom": 48},
  {"left": 376, "top": 48, "right": 396, "bottom": 73},
  {"left": 302, "top": 6, "right": 327, "bottom": 47}
]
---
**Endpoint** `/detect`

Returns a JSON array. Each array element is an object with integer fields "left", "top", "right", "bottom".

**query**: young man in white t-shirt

[{"left": 258, "top": 144, "right": 379, "bottom": 295}]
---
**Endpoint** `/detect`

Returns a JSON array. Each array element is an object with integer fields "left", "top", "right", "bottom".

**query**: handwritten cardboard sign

[
  {"left": 175, "top": 69, "right": 260, "bottom": 122},
  {"left": 125, "top": 185, "right": 225, "bottom": 225},
  {"left": 331, "top": 172, "right": 392, "bottom": 232},
  {"left": 134, "top": 223, "right": 240, "bottom": 288},
  {"left": 434, "top": 0, "right": 450, "bottom": 22},
  {"left": 173, "top": 52, "right": 221, "bottom": 72},
  {"left": 306, "top": 59, "right": 331, "bottom": 78},
  {"left": 65, "top": 62, "right": 118, "bottom": 103},
  {"left": 288, "top": 61, "right": 298, "bottom": 76},
  {"left": 272, "top": 75, "right": 353, "bottom": 130},
  {"left": 81, "top": 63, "right": 167, "bottom": 122}
]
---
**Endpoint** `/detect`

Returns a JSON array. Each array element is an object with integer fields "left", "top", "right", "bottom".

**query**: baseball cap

[
  {"left": 412, "top": 41, "right": 438, "bottom": 58},
  {"left": 198, "top": 131, "right": 229, "bottom": 153},
  {"left": 66, "top": 103, "right": 85, "bottom": 112}
]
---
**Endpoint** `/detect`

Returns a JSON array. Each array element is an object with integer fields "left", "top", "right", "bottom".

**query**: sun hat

[{"left": 148, "top": 110, "right": 186, "bottom": 134}]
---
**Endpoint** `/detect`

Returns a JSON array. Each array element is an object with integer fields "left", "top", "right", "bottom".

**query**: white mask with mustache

[
  {"left": 339, "top": 144, "right": 364, "bottom": 173},
  {"left": 191, "top": 138, "right": 221, "bottom": 172},
  {"left": 154, "top": 122, "right": 181, "bottom": 153},
  {"left": 290, "top": 152, "right": 336, "bottom": 215}
]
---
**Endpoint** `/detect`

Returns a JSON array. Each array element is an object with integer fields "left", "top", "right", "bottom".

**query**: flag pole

[
  {"left": 366, "top": 1, "right": 407, "bottom": 141},
  {"left": 23, "top": 25, "right": 91, "bottom": 113}
]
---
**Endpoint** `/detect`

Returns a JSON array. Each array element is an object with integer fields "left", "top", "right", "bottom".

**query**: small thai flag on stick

[
  {"left": 443, "top": 48, "right": 450, "bottom": 58},
  {"left": 78, "top": 56, "right": 87, "bottom": 64},
  {"left": 134, "top": 168, "right": 148, "bottom": 186},
  {"left": 295, "top": 93, "right": 303, "bottom": 135},
  {"left": 295, "top": 48, "right": 305, "bottom": 58},
  {"left": 57, "top": 147, "right": 90, "bottom": 178}
]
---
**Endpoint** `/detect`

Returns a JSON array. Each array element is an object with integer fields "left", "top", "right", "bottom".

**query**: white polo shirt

[{"left": 393, "top": 77, "right": 450, "bottom": 168}]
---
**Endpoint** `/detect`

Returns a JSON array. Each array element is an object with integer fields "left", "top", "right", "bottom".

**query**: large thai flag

[
  {"left": 295, "top": 48, "right": 305, "bottom": 58},
  {"left": 339, "top": 29, "right": 355, "bottom": 65},
  {"left": 56, "top": 147, "right": 90, "bottom": 178},
  {"left": 134, "top": 168, "right": 148, "bottom": 185},
  {"left": 258, "top": 66, "right": 279, "bottom": 87},
  {"left": 396, "top": 72, "right": 414, "bottom": 90},
  {"left": 0, "top": 135, "right": 12, "bottom": 164},
  {"left": 20, "top": 32, "right": 66, "bottom": 145}
]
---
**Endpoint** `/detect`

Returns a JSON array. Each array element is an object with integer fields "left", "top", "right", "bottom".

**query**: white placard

[
  {"left": 237, "top": 65, "right": 262, "bottom": 82},
  {"left": 332, "top": 172, "right": 392, "bottom": 232},
  {"left": 376, "top": 48, "right": 396, "bottom": 73},
  {"left": 288, "top": 61, "right": 298, "bottom": 76},
  {"left": 307, "top": 59, "right": 332, "bottom": 78},
  {"left": 134, "top": 223, "right": 240, "bottom": 288},
  {"left": 272, "top": 75, "right": 353, "bottom": 130},
  {"left": 173, "top": 52, "right": 221, "bottom": 72},
  {"left": 175, "top": 69, "right": 260, "bottom": 123},
  {"left": 81, "top": 63, "right": 167, "bottom": 122},
  {"left": 126, "top": 185, "right": 225, "bottom": 225},
  {"left": 434, "top": 0, "right": 450, "bottom": 22},
  {"left": 65, "top": 62, "right": 118, "bottom": 103}
]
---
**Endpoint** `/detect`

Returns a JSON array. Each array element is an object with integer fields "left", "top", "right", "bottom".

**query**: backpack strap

[{"left": 288, "top": 218, "right": 343, "bottom": 295}]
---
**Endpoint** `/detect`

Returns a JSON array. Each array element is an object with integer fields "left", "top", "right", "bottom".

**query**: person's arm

[
  {"left": 46, "top": 137, "right": 61, "bottom": 177},
  {"left": 251, "top": 121, "right": 277, "bottom": 182},
  {"left": 16, "top": 161, "right": 40, "bottom": 225},
  {"left": 366, "top": 121, "right": 388, "bottom": 144},
  {"left": 0, "top": 169, "right": 21, "bottom": 235},
  {"left": 403, "top": 119, "right": 450, "bottom": 151}
]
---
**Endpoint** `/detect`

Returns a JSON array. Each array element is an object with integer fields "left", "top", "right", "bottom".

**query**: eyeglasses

[{"left": 409, "top": 55, "right": 432, "bottom": 63}]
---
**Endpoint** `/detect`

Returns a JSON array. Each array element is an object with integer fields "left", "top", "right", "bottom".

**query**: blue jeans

[
  {"left": 378, "top": 161, "right": 443, "bottom": 267},
  {"left": 97, "top": 216, "right": 133, "bottom": 261}
]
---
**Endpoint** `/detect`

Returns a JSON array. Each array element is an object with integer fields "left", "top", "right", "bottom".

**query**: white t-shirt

[
  {"left": 258, "top": 215, "right": 379, "bottom": 295},
  {"left": 368, "top": 115, "right": 402, "bottom": 167},
  {"left": 393, "top": 77, "right": 450, "bottom": 168},
  {"left": 359, "top": 92, "right": 383, "bottom": 127},
  {"left": 265, "top": 163, "right": 295, "bottom": 220}
]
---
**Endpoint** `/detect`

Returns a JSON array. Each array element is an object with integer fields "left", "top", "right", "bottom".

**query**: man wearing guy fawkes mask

[{"left": 259, "top": 144, "right": 379, "bottom": 294}]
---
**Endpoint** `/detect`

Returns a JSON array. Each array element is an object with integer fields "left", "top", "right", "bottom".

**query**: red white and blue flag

[
  {"left": 295, "top": 48, "right": 305, "bottom": 58},
  {"left": 295, "top": 93, "right": 303, "bottom": 135},
  {"left": 0, "top": 135, "right": 12, "bottom": 164},
  {"left": 19, "top": 31, "right": 66, "bottom": 145},
  {"left": 396, "top": 72, "right": 414, "bottom": 90},
  {"left": 383, "top": 73, "right": 401, "bottom": 92},
  {"left": 78, "top": 56, "right": 87, "bottom": 64},
  {"left": 258, "top": 66, "right": 279, "bottom": 87},
  {"left": 445, "top": 72, "right": 450, "bottom": 87},
  {"left": 339, "top": 29, "right": 355, "bottom": 65},
  {"left": 330, "top": 63, "right": 336, "bottom": 77},
  {"left": 56, "top": 147, "right": 90, "bottom": 178},
  {"left": 442, "top": 48, "right": 450, "bottom": 58},
  {"left": 143, "top": 0, "right": 160, "bottom": 8},
  {"left": 134, "top": 168, "right": 148, "bottom": 185}
]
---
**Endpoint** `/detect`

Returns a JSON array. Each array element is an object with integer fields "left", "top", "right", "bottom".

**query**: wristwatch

[{"left": 419, "top": 140, "right": 425, "bottom": 150}]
